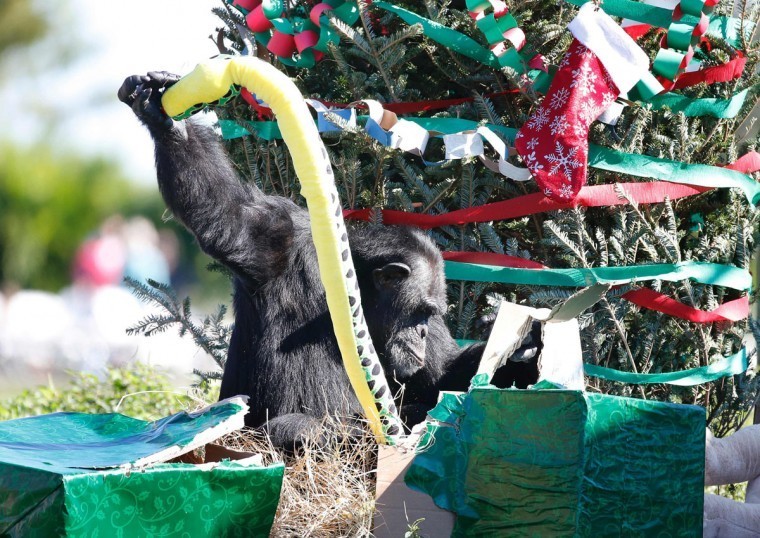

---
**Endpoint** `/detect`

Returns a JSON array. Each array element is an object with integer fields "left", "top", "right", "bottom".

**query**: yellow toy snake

[{"left": 162, "top": 56, "right": 403, "bottom": 444}]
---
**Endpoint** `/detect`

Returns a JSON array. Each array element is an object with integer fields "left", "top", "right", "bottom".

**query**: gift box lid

[{"left": 0, "top": 397, "right": 248, "bottom": 474}]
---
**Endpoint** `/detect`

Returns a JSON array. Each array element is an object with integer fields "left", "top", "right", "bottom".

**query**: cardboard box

[
  {"left": 373, "top": 444, "right": 455, "bottom": 538},
  {"left": 0, "top": 397, "right": 284, "bottom": 537}
]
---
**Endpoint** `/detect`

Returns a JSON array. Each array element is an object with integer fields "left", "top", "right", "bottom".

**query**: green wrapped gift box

[
  {"left": 405, "top": 386, "right": 706, "bottom": 537},
  {"left": 0, "top": 397, "right": 284, "bottom": 537}
]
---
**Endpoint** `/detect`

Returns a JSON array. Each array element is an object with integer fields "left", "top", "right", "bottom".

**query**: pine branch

[{"left": 125, "top": 278, "right": 231, "bottom": 375}]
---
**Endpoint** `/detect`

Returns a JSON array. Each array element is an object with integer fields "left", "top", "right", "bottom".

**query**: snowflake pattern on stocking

[
  {"left": 546, "top": 141, "right": 583, "bottom": 178},
  {"left": 549, "top": 114, "right": 570, "bottom": 136},
  {"left": 523, "top": 150, "right": 544, "bottom": 172},
  {"left": 557, "top": 183, "right": 575, "bottom": 199},
  {"left": 549, "top": 87, "right": 570, "bottom": 110},
  {"left": 527, "top": 107, "right": 551, "bottom": 130},
  {"left": 578, "top": 100, "right": 601, "bottom": 129},
  {"left": 570, "top": 63, "right": 598, "bottom": 97}
]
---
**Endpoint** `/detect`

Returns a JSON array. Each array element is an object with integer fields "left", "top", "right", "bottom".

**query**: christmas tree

[{"left": 135, "top": 0, "right": 759, "bottom": 439}]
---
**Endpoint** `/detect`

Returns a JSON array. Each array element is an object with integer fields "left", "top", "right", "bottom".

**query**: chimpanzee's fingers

[
  {"left": 131, "top": 85, "right": 152, "bottom": 116},
  {"left": 133, "top": 85, "right": 174, "bottom": 130},
  {"left": 146, "top": 71, "right": 182, "bottom": 89},
  {"left": 117, "top": 75, "right": 150, "bottom": 105}
]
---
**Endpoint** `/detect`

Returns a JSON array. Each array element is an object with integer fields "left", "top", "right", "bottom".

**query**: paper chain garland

[
  {"left": 374, "top": 0, "right": 751, "bottom": 103},
  {"left": 654, "top": 0, "right": 718, "bottom": 83},
  {"left": 219, "top": 113, "right": 760, "bottom": 204},
  {"left": 226, "top": 0, "right": 359, "bottom": 68},
  {"left": 161, "top": 56, "right": 403, "bottom": 444},
  {"left": 465, "top": 0, "right": 529, "bottom": 69}
]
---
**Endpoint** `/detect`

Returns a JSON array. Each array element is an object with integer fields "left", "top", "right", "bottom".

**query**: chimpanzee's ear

[{"left": 373, "top": 262, "right": 411, "bottom": 290}]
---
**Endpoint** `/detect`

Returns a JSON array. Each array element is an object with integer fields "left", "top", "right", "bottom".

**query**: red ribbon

[
  {"left": 441, "top": 251, "right": 546, "bottom": 269},
  {"left": 673, "top": 53, "right": 747, "bottom": 89},
  {"left": 622, "top": 288, "right": 748, "bottom": 322},
  {"left": 724, "top": 150, "right": 760, "bottom": 174},
  {"left": 246, "top": 90, "right": 520, "bottom": 118},
  {"left": 240, "top": 88, "right": 274, "bottom": 120},
  {"left": 344, "top": 182, "right": 710, "bottom": 228}
]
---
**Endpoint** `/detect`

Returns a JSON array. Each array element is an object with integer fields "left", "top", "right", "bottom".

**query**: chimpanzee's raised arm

[{"left": 118, "top": 72, "right": 297, "bottom": 287}]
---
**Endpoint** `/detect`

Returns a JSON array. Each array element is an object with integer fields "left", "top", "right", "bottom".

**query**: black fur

[{"left": 119, "top": 72, "right": 533, "bottom": 447}]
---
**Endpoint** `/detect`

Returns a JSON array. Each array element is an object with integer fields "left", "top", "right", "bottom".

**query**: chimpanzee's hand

[{"left": 117, "top": 71, "right": 180, "bottom": 131}]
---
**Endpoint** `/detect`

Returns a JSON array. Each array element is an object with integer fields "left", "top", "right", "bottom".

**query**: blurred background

[{"left": 0, "top": 0, "right": 228, "bottom": 398}]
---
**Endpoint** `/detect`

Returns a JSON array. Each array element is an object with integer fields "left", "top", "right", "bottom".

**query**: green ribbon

[
  {"left": 444, "top": 260, "right": 752, "bottom": 290},
  {"left": 648, "top": 87, "right": 752, "bottom": 118},
  {"left": 584, "top": 347, "right": 749, "bottom": 385},
  {"left": 220, "top": 119, "right": 282, "bottom": 141}
]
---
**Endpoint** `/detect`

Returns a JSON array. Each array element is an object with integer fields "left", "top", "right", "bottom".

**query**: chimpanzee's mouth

[{"left": 404, "top": 343, "right": 426, "bottom": 365}]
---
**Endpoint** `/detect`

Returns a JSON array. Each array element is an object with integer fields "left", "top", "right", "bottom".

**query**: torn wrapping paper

[
  {"left": 0, "top": 397, "right": 284, "bottom": 537},
  {"left": 405, "top": 387, "right": 705, "bottom": 536}
]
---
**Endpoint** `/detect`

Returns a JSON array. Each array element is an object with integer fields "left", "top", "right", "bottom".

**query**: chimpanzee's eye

[{"left": 419, "top": 301, "right": 443, "bottom": 318}]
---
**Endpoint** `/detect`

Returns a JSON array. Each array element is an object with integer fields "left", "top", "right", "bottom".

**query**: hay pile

[{"left": 218, "top": 418, "right": 379, "bottom": 537}]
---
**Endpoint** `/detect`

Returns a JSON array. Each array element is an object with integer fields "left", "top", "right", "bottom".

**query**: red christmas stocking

[{"left": 515, "top": 3, "right": 649, "bottom": 201}]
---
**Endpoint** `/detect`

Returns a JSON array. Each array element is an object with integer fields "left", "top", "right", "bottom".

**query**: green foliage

[
  {"left": 0, "top": 0, "right": 47, "bottom": 55},
  {"left": 0, "top": 143, "right": 165, "bottom": 291},
  {"left": 197, "top": 0, "right": 760, "bottom": 435},
  {"left": 0, "top": 363, "right": 193, "bottom": 422}
]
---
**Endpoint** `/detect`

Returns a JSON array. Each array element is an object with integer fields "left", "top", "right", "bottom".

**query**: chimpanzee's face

[{"left": 359, "top": 241, "right": 447, "bottom": 382}]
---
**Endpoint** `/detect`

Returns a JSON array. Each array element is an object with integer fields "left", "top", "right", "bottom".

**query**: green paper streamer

[
  {"left": 444, "top": 260, "right": 751, "bottom": 291},
  {"left": 220, "top": 119, "right": 282, "bottom": 141},
  {"left": 565, "top": 0, "right": 674, "bottom": 28},
  {"left": 649, "top": 88, "right": 752, "bottom": 118},
  {"left": 585, "top": 347, "right": 749, "bottom": 385}
]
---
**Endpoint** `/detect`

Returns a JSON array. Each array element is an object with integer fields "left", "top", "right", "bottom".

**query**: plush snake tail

[{"left": 162, "top": 56, "right": 404, "bottom": 444}]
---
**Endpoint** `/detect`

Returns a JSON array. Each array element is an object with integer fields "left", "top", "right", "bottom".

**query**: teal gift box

[
  {"left": 405, "top": 386, "right": 706, "bottom": 537},
  {"left": 0, "top": 397, "right": 284, "bottom": 537}
]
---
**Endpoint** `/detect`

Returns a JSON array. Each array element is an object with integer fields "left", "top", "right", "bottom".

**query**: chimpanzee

[{"left": 118, "top": 71, "right": 538, "bottom": 447}]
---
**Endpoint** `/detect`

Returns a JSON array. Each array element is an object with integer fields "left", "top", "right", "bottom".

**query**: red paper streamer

[
  {"left": 673, "top": 53, "right": 747, "bottom": 89},
  {"left": 624, "top": 23, "right": 654, "bottom": 40},
  {"left": 725, "top": 151, "right": 760, "bottom": 174},
  {"left": 240, "top": 88, "right": 274, "bottom": 119},
  {"left": 344, "top": 182, "right": 710, "bottom": 228},
  {"left": 442, "top": 251, "right": 546, "bottom": 269},
  {"left": 622, "top": 288, "right": 748, "bottom": 322},
  {"left": 246, "top": 90, "right": 519, "bottom": 118}
]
